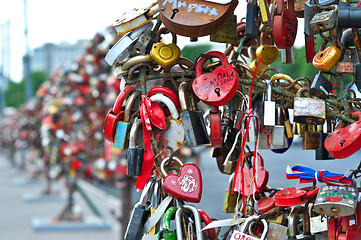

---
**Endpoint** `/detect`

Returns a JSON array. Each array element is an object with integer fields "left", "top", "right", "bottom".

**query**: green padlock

[{"left": 157, "top": 206, "right": 178, "bottom": 240}]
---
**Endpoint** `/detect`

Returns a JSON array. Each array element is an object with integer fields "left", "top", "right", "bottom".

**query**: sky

[{"left": 0, "top": 0, "right": 305, "bottom": 83}]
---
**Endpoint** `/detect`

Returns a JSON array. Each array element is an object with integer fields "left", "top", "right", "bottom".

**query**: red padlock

[
  {"left": 324, "top": 112, "right": 361, "bottom": 159},
  {"left": 274, "top": 187, "right": 318, "bottom": 207},
  {"left": 103, "top": 86, "right": 135, "bottom": 142},
  {"left": 234, "top": 152, "right": 269, "bottom": 197},
  {"left": 272, "top": 0, "right": 298, "bottom": 49},
  {"left": 192, "top": 51, "right": 239, "bottom": 107},
  {"left": 210, "top": 106, "right": 223, "bottom": 148}
]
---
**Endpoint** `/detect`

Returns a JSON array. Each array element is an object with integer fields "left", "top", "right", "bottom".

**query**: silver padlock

[
  {"left": 263, "top": 80, "right": 276, "bottom": 126},
  {"left": 309, "top": 7, "right": 337, "bottom": 32},
  {"left": 105, "top": 21, "right": 154, "bottom": 66},
  {"left": 230, "top": 215, "right": 269, "bottom": 240},
  {"left": 271, "top": 104, "right": 288, "bottom": 149},
  {"left": 175, "top": 205, "right": 204, "bottom": 240}
]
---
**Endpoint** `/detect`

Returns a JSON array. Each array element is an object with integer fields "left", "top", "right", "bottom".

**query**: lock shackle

[
  {"left": 160, "top": 156, "right": 184, "bottom": 177},
  {"left": 176, "top": 205, "right": 204, "bottom": 240},
  {"left": 127, "top": 62, "right": 154, "bottom": 81},
  {"left": 139, "top": 178, "right": 155, "bottom": 206},
  {"left": 270, "top": 73, "right": 293, "bottom": 88},
  {"left": 265, "top": 79, "right": 272, "bottom": 101},
  {"left": 150, "top": 93, "right": 180, "bottom": 119},
  {"left": 198, "top": 209, "right": 216, "bottom": 240},
  {"left": 296, "top": 87, "right": 311, "bottom": 97},
  {"left": 247, "top": 45, "right": 257, "bottom": 62},
  {"left": 195, "top": 51, "right": 230, "bottom": 77},
  {"left": 121, "top": 55, "right": 153, "bottom": 71},
  {"left": 240, "top": 215, "right": 269, "bottom": 240},
  {"left": 148, "top": 86, "right": 182, "bottom": 112},
  {"left": 113, "top": 86, "right": 136, "bottom": 114},
  {"left": 178, "top": 82, "right": 193, "bottom": 111},
  {"left": 335, "top": 111, "right": 361, "bottom": 130},
  {"left": 128, "top": 118, "right": 142, "bottom": 148},
  {"left": 242, "top": 151, "right": 265, "bottom": 168},
  {"left": 124, "top": 91, "right": 141, "bottom": 122},
  {"left": 235, "top": 62, "right": 255, "bottom": 77},
  {"left": 155, "top": 27, "right": 177, "bottom": 44},
  {"left": 164, "top": 57, "right": 194, "bottom": 73},
  {"left": 162, "top": 206, "right": 178, "bottom": 230}
]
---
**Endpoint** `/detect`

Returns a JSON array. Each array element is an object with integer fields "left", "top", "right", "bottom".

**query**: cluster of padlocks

[{"left": 101, "top": 0, "right": 361, "bottom": 239}]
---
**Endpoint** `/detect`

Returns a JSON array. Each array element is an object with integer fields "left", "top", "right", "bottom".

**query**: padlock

[
  {"left": 263, "top": 80, "right": 276, "bottom": 126},
  {"left": 124, "top": 178, "right": 154, "bottom": 240},
  {"left": 126, "top": 119, "right": 143, "bottom": 176},
  {"left": 313, "top": 45, "right": 342, "bottom": 72},
  {"left": 103, "top": 85, "right": 135, "bottom": 143},
  {"left": 245, "top": 0, "right": 259, "bottom": 39},
  {"left": 267, "top": 221, "right": 289, "bottom": 240},
  {"left": 256, "top": 45, "right": 279, "bottom": 65},
  {"left": 282, "top": 106, "right": 293, "bottom": 139},
  {"left": 338, "top": 2, "right": 361, "bottom": 28},
  {"left": 309, "top": 8, "right": 337, "bottom": 32},
  {"left": 150, "top": 93, "right": 185, "bottom": 151},
  {"left": 234, "top": 151, "right": 269, "bottom": 197},
  {"left": 230, "top": 215, "right": 269, "bottom": 240},
  {"left": 157, "top": 206, "right": 178, "bottom": 240},
  {"left": 150, "top": 27, "right": 181, "bottom": 69},
  {"left": 315, "top": 120, "right": 335, "bottom": 160},
  {"left": 248, "top": 46, "right": 268, "bottom": 77},
  {"left": 293, "top": 87, "right": 326, "bottom": 125},
  {"left": 105, "top": 21, "right": 154, "bottom": 66},
  {"left": 114, "top": 90, "right": 141, "bottom": 149},
  {"left": 314, "top": 185, "right": 358, "bottom": 217},
  {"left": 178, "top": 82, "right": 210, "bottom": 148},
  {"left": 274, "top": 187, "right": 318, "bottom": 207},
  {"left": 175, "top": 205, "right": 204, "bottom": 240},
  {"left": 224, "top": 173, "right": 240, "bottom": 213},
  {"left": 304, "top": 0, "right": 321, "bottom": 36},
  {"left": 336, "top": 51, "right": 354, "bottom": 74},
  {"left": 288, "top": 206, "right": 315, "bottom": 240},
  {"left": 310, "top": 72, "right": 333, "bottom": 100},
  {"left": 308, "top": 203, "right": 328, "bottom": 235},
  {"left": 294, "top": 122, "right": 307, "bottom": 138},
  {"left": 113, "top": 1, "right": 159, "bottom": 35},
  {"left": 271, "top": 104, "right": 289, "bottom": 149},
  {"left": 161, "top": 156, "right": 202, "bottom": 203},
  {"left": 324, "top": 112, "right": 361, "bottom": 159},
  {"left": 192, "top": 51, "right": 239, "bottom": 107},
  {"left": 158, "top": 0, "right": 238, "bottom": 38},
  {"left": 210, "top": 14, "right": 238, "bottom": 44},
  {"left": 272, "top": 0, "right": 298, "bottom": 49},
  {"left": 209, "top": 106, "right": 223, "bottom": 148},
  {"left": 302, "top": 125, "right": 321, "bottom": 150},
  {"left": 305, "top": 34, "right": 316, "bottom": 63},
  {"left": 258, "top": 0, "right": 272, "bottom": 32}
]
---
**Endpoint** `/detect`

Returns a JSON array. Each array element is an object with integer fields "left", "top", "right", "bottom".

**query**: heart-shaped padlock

[
  {"left": 324, "top": 112, "right": 361, "bottom": 159},
  {"left": 161, "top": 156, "right": 202, "bottom": 203},
  {"left": 234, "top": 151, "right": 269, "bottom": 197},
  {"left": 150, "top": 27, "right": 181, "bottom": 68},
  {"left": 256, "top": 45, "right": 279, "bottom": 65},
  {"left": 192, "top": 51, "right": 239, "bottom": 107}
]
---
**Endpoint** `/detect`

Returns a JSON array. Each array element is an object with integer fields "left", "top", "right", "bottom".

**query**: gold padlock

[
  {"left": 313, "top": 45, "right": 342, "bottom": 72},
  {"left": 256, "top": 45, "right": 279, "bottom": 65},
  {"left": 150, "top": 28, "right": 181, "bottom": 68}
]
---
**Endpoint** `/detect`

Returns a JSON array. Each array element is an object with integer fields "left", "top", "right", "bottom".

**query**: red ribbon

[{"left": 136, "top": 95, "right": 165, "bottom": 190}]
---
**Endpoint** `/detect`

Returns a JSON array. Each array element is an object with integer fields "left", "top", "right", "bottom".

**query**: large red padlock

[
  {"left": 234, "top": 152, "right": 269, "bottom": 197},
  {"left": 324, "top": 112, "right": 361, "bottom": 159},
  {"left": 192, "top": 51, "right": 239, "bottom": 107},
  {"left": 272, "top": 0, "right": 298, "bottom": 49},
  {"left": 103, "top": 86, "right": 135, "bottom": 142}
]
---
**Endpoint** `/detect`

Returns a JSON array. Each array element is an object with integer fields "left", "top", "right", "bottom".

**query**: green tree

[
  {"left": 6, "top": 71, "right": 48, "bottom": 108},
  {"left": 181, "top": 44, "right": 212, "bottom": 62}
]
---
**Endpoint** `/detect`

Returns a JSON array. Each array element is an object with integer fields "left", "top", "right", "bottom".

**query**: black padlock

[
  {"left": 127, "top": 119, "right": 143, "bottom": 176},
  {"left": 245, "top": 0, "right": 259, "bottom": 39},
  {"left": 124, "top": 179, "right": 154, "bottom": 240},
  {"left": 310, "top": 72, "right": 332, "bottom": 99},
  {"left": 178, "top": 82, "right": 209, "bottom": 148},
  {"left": 316, "top": 120, "right": 334, "bottom": 160},
  {"left": 338, "top": 2, "right": 361, "bottom": 28}
]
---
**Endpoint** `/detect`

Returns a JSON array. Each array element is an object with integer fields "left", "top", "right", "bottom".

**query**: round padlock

[
  {"left": 256, "top": 45, "right": 279, "bottom": 65},
  {"left": 192, "top": 51, "right": 239, "bottom": 107},
  {"left": 274, "top": 187, "right": 308, "bottom": 207}
]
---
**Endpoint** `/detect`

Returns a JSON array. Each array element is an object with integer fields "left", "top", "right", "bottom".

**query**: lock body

[
  {"left": 313, "top": 46, "right": 342, "bottom": 72},
  {"left": 309, "top": 9, "right": 337, "bottom": 32},
  {"left": 310, "top": 73, "right": 332, "bottom": 100},
  {"left": 293, "top": 97, "right": 326, "bottom": 125}
]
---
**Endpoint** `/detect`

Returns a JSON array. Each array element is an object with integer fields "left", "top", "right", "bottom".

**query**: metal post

[{"left": 23, "top": 0, "right": 33, "bottom": 100}]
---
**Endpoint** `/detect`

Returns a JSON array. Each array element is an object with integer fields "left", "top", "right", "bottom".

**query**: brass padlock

[
  {"left": 210, "top": 14, "right": 238, "bottom": 44},
  {"left": 256, "top": 44, "right": 279, "bottom": 65},
  {"left": 224, "top": 174, "right": 239, "bottom": 213},
  {"left": 150, "top": 27, "right": 181, "bottom": 68},
  {"left": 302, "top": 125, "right": 321, "bottom": 150},
  {"left": 313, "top": 45, "right": 342, "bottom": 72}
]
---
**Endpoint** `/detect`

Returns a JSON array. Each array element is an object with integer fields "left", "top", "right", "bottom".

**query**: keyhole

[
  {"left": 340, "top": 139, "right": 346, "bottom": 147},
  {"left": 171, "top": 8, "right": 179, "bottom": 19},
  {"left": 214, "top": 87, "right": 221, "bottom": 97}
]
